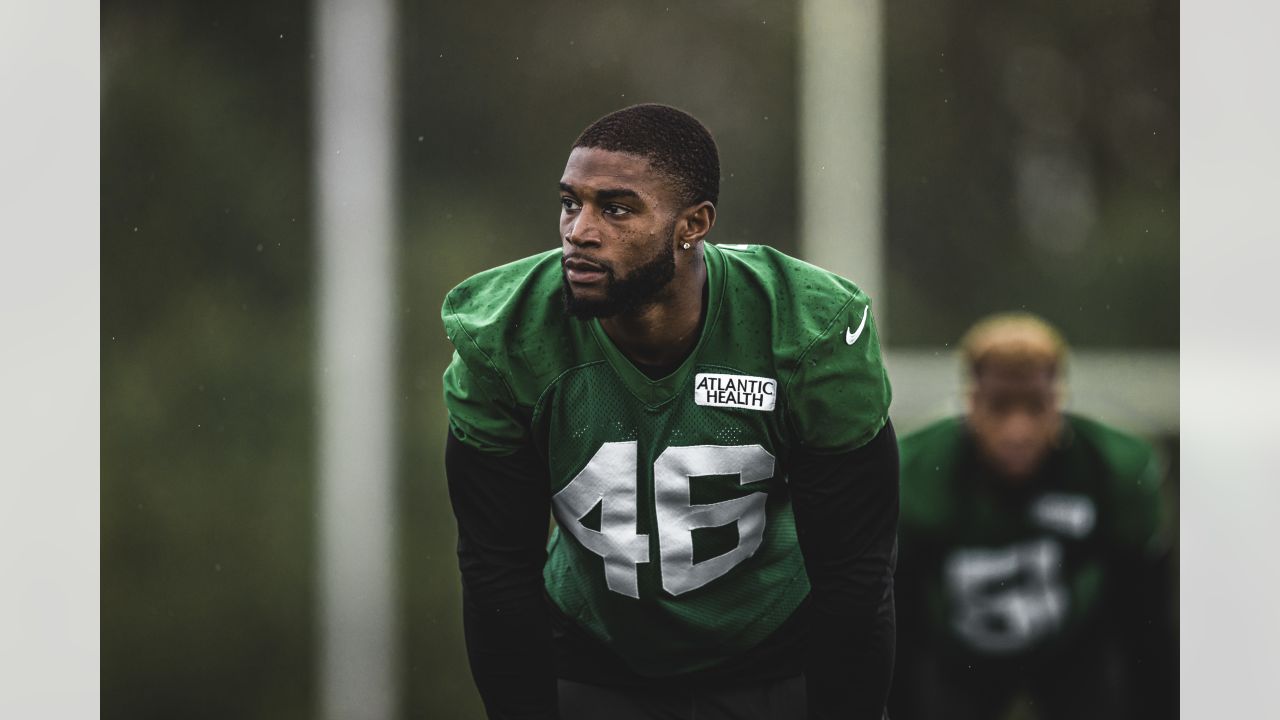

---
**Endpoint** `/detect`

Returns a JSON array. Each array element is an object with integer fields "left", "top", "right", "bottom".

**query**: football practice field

[{"left": 91, "top": 1, "right": 1195, "bottom": 719}]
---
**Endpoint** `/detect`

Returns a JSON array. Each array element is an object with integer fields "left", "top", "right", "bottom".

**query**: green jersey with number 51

[{"left": 442, "top": 242, "right": 891, "bottom": 677}]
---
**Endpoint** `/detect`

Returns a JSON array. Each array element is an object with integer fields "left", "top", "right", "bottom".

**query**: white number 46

[{"left": 552, "top": 442, "right": 775, "bottom": 599}]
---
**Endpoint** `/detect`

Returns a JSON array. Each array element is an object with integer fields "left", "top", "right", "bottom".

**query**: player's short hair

[
  {"left": 960, "top": 312, "right": 1068, "bottom": 380},
  {"left": 572, "top": 103, "right": 720, "bottom": 208}
]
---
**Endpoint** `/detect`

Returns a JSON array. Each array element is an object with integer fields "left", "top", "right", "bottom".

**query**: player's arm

[
  {"left": 789, "top": 419, "right": 899, "bottom": 720},
  {"left": 884, "top": 492, "right": 927, "bottom": 720},
  {"left": 440, "top": 330, "right": 558, "bottom": 720},
  {"left": 1108, "top": 448, "right": 1177, "bottom": 720},
  {"left": 1114, "top": 541, "right": 1176, "bottom": 720},
  {"left": 445, "top": 431, "right": 558, "bottom": 720},
  {"left": 783, "top": 295, "right": 896, "bottom": 719}
]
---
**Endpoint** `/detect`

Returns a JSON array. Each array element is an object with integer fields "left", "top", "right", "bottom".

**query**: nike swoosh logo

[{"left": 845, "top": 306, "right": 869, "bottom": 345}]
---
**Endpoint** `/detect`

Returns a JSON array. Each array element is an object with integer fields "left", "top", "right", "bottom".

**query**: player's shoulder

[
  {"left": 442, "top": 249, "right": 560, "bottom": 326},
  {"left": 1064, "top": 413, "right": 1157, "bottom": 482},
  {"left": 712, "top": 244, "right": 890, "bottom": 452},
  {"left": 897, "top": 417, "right": 968, "bottom": 529},
  {"left": 713, "top": 242, "right": 878, "bottom": 373},
  {"left": 899, "top": 416, "right": 967, "bottom": 468},
  {"left": 1063, "top": 415, "right": 1167, "bottom": 545},
  {"left": 716, "top": 243, "right": 869, "bottom": 336},
  {"left": 441, "top": 249, "right": 583, "bottom": 402}
]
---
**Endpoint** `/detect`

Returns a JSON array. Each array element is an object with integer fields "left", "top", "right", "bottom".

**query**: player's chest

[
  {"left": 535, "top": 363, "right": 794, "bottom": 598},
  {"left": 532, "top": 363, "right": 790, "bottom": 494},
  {"left": 930, "top": 488, "right": 1109, "bottom": 654}
]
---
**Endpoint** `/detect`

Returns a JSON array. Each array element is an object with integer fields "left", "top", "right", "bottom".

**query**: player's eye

[
  {"left": 603, "top": 204, "right": 631, "bottom": 216},
  {"left": 560, "top": 197, "right": 580, "bottom": 212}
]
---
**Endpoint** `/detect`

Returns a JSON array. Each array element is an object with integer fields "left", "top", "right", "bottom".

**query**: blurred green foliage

[
  {"left": 884, "top": 0, "right": 1178, "bottom": 346},
  {"left": 102, "top": 1, "right": 317, "bottom": 718},
  {"left": 102, "top": 1, "right": 1175, "bottom": 718}
]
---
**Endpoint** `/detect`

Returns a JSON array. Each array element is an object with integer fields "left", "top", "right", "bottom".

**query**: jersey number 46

[{"left": 552, "top": 442, "right": 775, "bottom": 599}]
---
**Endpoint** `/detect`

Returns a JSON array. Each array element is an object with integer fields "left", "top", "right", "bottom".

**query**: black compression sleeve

[
  {"left": 789, "top": 420, "right": 900, "bottom": 720},
  {"left": 445, "top": 432, "right": 558, "bottom": 720},
  {"left": 1114, "top": 543, "right": 1178, "bottom": 720}
]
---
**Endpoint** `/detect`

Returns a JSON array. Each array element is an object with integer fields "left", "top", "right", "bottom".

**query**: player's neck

[{"left": 600, "top": 257, "right": 708, "bottom": 369}]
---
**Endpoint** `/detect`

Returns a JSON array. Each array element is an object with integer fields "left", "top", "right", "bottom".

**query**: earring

[{"left": 682, "top": 242, "right": 691, "bottom": 250}]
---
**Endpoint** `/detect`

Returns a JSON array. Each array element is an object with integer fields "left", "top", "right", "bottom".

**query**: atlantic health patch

[{"left": 693, "top": 373, "right": 777, "bottom": 412}]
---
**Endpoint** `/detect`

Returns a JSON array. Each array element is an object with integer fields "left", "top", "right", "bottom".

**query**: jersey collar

[{"left": 587, "top": 243, "right": 727, "bottom": 407}]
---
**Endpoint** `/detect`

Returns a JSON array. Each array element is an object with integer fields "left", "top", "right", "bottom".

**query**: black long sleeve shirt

[{"left": 445, "top": 420, "right": 899, "bottom": 720}]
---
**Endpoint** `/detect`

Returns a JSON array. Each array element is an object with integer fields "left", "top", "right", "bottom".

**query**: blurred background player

[{"left": 888, "top": 312, "right": 1176, "bottom": 720}]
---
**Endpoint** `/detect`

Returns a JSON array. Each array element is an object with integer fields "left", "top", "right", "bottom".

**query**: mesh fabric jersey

[
  {"left": 897, "top": 414, "right": 1167, "bottom": 663},
  {"left": 442, "top": 242, "right": 891, "bottom": 677}
]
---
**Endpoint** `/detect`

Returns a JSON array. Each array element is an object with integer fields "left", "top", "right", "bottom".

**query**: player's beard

[{"left": 562, "top": 224, "right": 678, "bottom": 319}]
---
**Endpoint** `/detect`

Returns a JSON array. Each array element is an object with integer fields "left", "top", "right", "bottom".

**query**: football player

[
  {"left": 888, "top": 313, "right": 1176, "bottom": 720},
  {"left": 442, "top": 104, "right": 898, "bottom": 719}
]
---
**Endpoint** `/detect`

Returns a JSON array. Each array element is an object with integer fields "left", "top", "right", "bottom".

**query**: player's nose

[
  {"left": 996, "top": 417, "right": 1032, "bottom": 444},
  {"left": 564, "top": 212, "right": 603, "bottom": 248}
]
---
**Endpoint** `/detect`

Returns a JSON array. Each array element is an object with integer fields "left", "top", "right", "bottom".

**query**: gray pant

[{"left": 558, "top": 676, "right": 807, "bottom": 720}]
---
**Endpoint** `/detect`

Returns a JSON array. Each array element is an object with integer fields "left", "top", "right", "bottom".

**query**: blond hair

[{"left": 960, "top": 312, "right": 1068, "bottom": 379}]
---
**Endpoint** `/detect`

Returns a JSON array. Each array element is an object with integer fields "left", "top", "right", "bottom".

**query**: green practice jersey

[
  {"left": 897, "top": 414, "right": 1167, "bottom": 660},
  {"left": 442, "top": 243, "right": 891, "bottom": 677}
]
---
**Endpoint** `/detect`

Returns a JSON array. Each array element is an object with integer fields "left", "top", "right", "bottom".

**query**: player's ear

[{"left": 678, "top": 201, "right": 716, "bottom": 246}]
